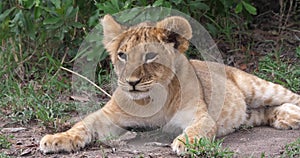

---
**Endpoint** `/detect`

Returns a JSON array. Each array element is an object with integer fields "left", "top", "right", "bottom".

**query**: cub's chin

[{"left": 125, "top": 90, "right": 151, "bottom": 100}]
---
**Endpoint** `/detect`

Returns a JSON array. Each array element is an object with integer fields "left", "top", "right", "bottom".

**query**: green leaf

[
  {"left": 219, "top": 0, "right": 233, "bottom": 9},
  {"left": 51, "top": 0, "right": 61, "bottom": 9},
  {"left": 24, "top": 0, "right": 35, "bottom": 9},
  {"left": 172, "top": 0, "right": 183, "bottom": 5},
  {"left": 118, "top": 8, "right": 143, "bottom": 22},
  {"left": 65, "top": 6, "right": 74, "bottom": 17},
  {"left": 242, "top": 1, "right": 257, "bottom": 15},
  {"left": 190, "top": 1, "right": 210, "bottom": 11},
  {"left": 0, "top": 2, "right": 3, "bottom": 12},
  {"left": 206, "top": 23, "right": 218, "bottom": 37},
  {"left": 153, "top": 0, "right": 164, "bottom": 7},
  {"left": 34, "top": 0, "right": 40, "bottom": 7},
  {"left": 0, "top": 7, "right": 15, "bottom": 22},
  {"left": 235, "top": 2, "right": 243, "bottom": 14},
  {"left": 39, "top": 6, "right": 57, "bottom": 15},
  {"left": 44, "top": 20, "right": 63, "bottom": 29},
  {"left": 96, "top": 1, "right": 119, "bottom": 14},
  {"left": 296, "top": 46, "right": 300, "bottom": 58},
  {"left": 111, "top": 0, "right": 120, "bottom": 11},
  {"left": 87, "top": 46, "right": 107, "bottom": 62},
  {"left": 34, "top": 6, "right": 42, "bottom": 19},
  {"left": 88, "top": 13, "right": 99, "bottom": 27},
  {"left": 72, "top": 22, "right": 84, "bottom": 28},
  {"left": 43, "top": 17, "right": 60, "bottom": 25}
]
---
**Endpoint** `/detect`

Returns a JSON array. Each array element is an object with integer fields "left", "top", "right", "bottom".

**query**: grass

[
  {"left": 0, "top": 75, "right": 75, "bottom": 127},
  {"left": 182, "top": 136, "right": 234, "bottom": 158},
  {"left": 255, "top": 52, "right": 300, "bottom": 93},
  {"left": 0, "top": 46, "right": 75, "bottom": 128},
  {"left": 280, "top": 138, "right": 300, "bottom": 157},
  {"left": 0, "top": 153, "right": 10, "bottom": 158},
  {"left": 296, "top": 46, "right": 300, "bottom": 58},
  {"left": 0, "top": 134, "right": 12, "bottom": 149},
  {"left": 182, "top": 136, "right": 300, "bottom": 158},
  {"left": 0, "top": 43, "right": 110, "bottom": 129}
]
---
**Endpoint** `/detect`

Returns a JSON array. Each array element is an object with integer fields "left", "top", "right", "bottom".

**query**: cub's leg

[
  {"left": 267, "top": 103, "right": 300, "bottom": 129},
  {"left": 170, "top": 106, "right": 217, "bottom": 155},
  {"left": 39, "top": 100, "right": 125, "bottom": 154},
  {"left": 228, "top": 67, "right": 300, "bottom": 130},
  {"left": 245, "top": 103, "right": 300, "bottom": 129}
]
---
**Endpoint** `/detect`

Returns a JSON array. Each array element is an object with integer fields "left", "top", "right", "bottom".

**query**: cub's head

[{"left": 101, "top": 15, "right": 192, "bottom": 100}]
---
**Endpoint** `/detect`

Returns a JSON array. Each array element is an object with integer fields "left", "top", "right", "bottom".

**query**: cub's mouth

[
  {"left": 118, "top": 80, "right": 152, "bottom": 100},
  {"left": 125, "top": 89, "right": 150, "bottom": 100},
  {"left": 118, "top": 79, "right": 156, "bottom": 103}
]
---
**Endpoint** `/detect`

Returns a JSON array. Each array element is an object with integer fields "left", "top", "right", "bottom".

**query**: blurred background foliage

[{"left": 0, "top": 0, "right": 259, "bottom": 65}]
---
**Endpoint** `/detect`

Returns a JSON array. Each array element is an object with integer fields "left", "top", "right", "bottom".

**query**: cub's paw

[
  {"left": 171, "top": 134, "right": 195, "bottom": 155},
  {"left": 39, "top": 133, "right": 85, "bottom": 154},
  {"left": 271, "top": 103, "right": 300, "bottom": 130}
]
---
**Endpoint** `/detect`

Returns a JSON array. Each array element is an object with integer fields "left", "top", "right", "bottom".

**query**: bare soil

[{"left": 1, "top": 119, "right": 299, "bottom": 158}]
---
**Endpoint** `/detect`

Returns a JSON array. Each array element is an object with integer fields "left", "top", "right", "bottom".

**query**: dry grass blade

[{"left": 60, "top": 66, "right": 112, "bottom": 98}]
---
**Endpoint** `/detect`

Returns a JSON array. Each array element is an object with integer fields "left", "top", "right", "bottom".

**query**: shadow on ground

[{"left": 1, "top": 121, "right": 299, "bottom": 158}]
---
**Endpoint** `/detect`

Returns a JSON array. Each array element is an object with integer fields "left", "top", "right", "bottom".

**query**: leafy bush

[
  {"left": 1, "top": 0, "right": 257, "bottom": 75},
  {"left": 0, "top": 0, "right": 258, "bottom": 124},
  {"left": 91, "top": 0, "right": 256, "bottom": 37}
]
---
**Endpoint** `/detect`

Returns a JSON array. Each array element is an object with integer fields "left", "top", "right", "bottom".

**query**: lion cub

[{"left": 40, "top": 15, "right": 300, "bottom": 155}]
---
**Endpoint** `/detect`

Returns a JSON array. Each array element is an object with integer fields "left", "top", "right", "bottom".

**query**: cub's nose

[{"left": 126, "top": 78, "right": 141, "bottom": 87}]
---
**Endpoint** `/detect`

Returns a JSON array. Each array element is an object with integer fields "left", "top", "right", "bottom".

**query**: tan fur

[{"left": 40, "top": 15, "right": 300, "bottom": 155}]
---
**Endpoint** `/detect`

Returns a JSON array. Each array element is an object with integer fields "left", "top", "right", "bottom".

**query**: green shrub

[{"left": 0, "top": 0, "right": 257, "bottom": 125}]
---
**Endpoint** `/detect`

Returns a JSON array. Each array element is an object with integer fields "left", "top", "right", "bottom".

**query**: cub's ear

[
  {"left": 156, "top": 16, "right": 192, "bottom": 40},
  {"left": 101, "top": 15, "right": 125, "bottom": 47},
  {"left": 156, "top": 16, "right": 192, "bottom": 53}
]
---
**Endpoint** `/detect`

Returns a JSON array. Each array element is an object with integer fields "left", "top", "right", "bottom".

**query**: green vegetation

[
  {"left": 280, "top": 138, "right": 300, "bottom": 157},
  {"left": 0, "top": 68, "right": 74, "bottom": 125},
  {"left": 0, "top": 153, "right": 10, "bottom": 158},
  {"left": 255, "top": 52, "right": 300, "bottom": 93},
  {"left": 0, "top": 134, "right": 13, "bottom": 149},
  {"left": 183, "top": 136, "right": 234, "bottom": 158},
  {"left": 0, "top": 0, "right": 299, "bottom": 157},
  {"left": 0, "top": 52, "right": 75, "bottom": 126},
  {"left": 0, "top": 0, "right": 260, "bottom": 127},
  {"left": 0, "top": 0, "right": 87, "bottom": 127},
  {"left": 0, "top": 135, "right": 11, "bottom": 157}
]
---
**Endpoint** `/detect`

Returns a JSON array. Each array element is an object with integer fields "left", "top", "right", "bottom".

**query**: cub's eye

[
  {"left": 117, "top": 52, "right": 127, "bottom": 61},
  {"left": 145, "top": 52, "right": 157, "bottom": 63}
]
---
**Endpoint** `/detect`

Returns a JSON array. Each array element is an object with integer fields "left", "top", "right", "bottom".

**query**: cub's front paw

[
  {"left": 39, "top": 133, "right": 85, "bottom": 154},
  {"left": 171, "top": 134, "right": 194, "bottom": 155}
]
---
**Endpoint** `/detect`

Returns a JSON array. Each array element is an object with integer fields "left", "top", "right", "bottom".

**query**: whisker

[{"left": 139, "top": 80, "right": 153, "bottom": 86}]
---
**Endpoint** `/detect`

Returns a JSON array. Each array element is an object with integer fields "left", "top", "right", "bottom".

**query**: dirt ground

[{"left": 1, "top": 119, "right": 299, "bottom": 158}]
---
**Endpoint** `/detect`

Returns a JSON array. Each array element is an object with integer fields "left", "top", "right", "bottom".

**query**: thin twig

[
  {"left": 283, "top": 0, "right": 294, "bottom": 31},
  {"left": 286, "top": 28, "right": 300, "bottom": 33},
  {"left": 72, "top": 1, "right": 79, "bottom": 41},
  {"left": 60, "top": 66, "right": 112, "bottom": 98},
  {"left": 51, "top": 47, "right": 68, "bottom": 80}
]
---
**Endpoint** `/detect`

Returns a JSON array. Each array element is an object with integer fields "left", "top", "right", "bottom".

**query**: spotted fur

[{"left": 40, "top": 15, "right": 300, "bottom": 155}]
